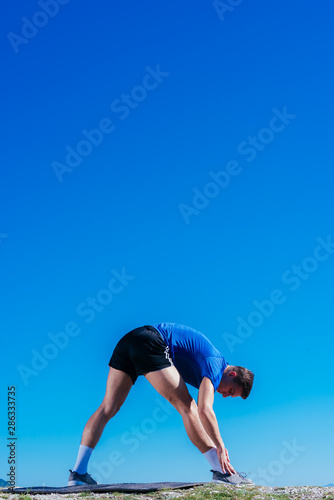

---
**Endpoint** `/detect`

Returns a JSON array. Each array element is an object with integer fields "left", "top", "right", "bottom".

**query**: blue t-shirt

[{"left": 152, "top": 323, "right": 227, "bottom": 391}]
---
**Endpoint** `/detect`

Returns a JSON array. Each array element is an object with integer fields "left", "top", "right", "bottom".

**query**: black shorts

[{"left": 108, "top": 325, "right": 173, "bottom": 384}]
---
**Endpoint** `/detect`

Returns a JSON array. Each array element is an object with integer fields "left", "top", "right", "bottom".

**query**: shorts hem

[
  {"left": 137, "top": 360, "right": 173, "bottom": 376},
  {"left": 108, "top": 362, "right": 137, "bottom": 385}
]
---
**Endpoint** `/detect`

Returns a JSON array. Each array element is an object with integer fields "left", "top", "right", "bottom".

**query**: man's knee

[
  {"left": 172, "top": 395, "right": 197, "bottom": 416},
  {"left": 100, "top": 401, "right": 121, "bottom": 420}
]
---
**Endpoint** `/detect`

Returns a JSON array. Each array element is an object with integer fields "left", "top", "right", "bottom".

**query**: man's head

[{"left": 217, "top": 365, "right": 254, "bottom": 399}]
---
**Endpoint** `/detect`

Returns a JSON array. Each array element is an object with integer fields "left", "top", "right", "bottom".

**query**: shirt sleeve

[{"left": 200, "top": 356, "right": 226, "bottom": 391}]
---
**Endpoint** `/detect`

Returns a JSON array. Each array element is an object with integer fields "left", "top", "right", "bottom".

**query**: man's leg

[
  {"left": 72, "top": 367, "right": 133, "bottom": 474},
  {"left": 80, "top": 367, "right": 133, "bottom": 448},
  {"left": 144, "top": 366, "right": 214, "bottom": 453}
]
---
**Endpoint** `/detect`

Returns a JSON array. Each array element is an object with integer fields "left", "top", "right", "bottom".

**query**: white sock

[
  {"left": 203, "top": 447, "right": 224, "bottom": 473},
  {"left": 73, "top": 444, "right": 94, "bottom": 474}
]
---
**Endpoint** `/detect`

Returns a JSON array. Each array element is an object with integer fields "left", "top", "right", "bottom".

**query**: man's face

[{"left": 217, "top": 372, "right": 243, "bottom": 398}]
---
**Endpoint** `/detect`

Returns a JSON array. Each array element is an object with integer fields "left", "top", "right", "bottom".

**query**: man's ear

[{"left": 228, "top": 371, "right": 237, "bottom": 377}]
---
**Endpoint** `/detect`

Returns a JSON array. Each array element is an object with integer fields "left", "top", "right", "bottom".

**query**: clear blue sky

[{"left": 1, "top": 0, "right": 334, "bottom": 489}]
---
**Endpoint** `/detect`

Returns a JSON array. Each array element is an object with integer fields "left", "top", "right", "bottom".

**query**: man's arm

[{"left": 197, "top": 377, "right": 236, "bottom": 474}]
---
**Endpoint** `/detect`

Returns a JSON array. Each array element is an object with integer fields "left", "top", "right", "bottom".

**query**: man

[{"left": 68, "top": 323, "right": 254, "bottom": 486}]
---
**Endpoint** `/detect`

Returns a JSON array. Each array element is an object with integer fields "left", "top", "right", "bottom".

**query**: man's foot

[
  {"left": 68, "top": 469, "right": 98, "bottom": 486},
  {"left": 211, "top": 470, "right": 254, "bottom": 485}
]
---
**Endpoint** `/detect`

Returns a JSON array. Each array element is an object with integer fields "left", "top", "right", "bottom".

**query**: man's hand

[
  {"left": 198, "top": 378, "right": 236, "bottom": 475},
  {"left": 217, "top": 445, "right": 236, "bottom": 475}
]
